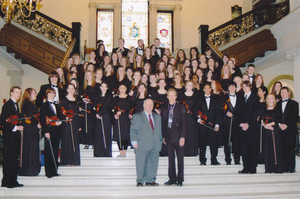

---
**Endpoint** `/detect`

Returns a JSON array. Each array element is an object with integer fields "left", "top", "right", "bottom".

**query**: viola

[
  {"left": 6, "top": 115, "right": 31, "bottom": 125},
  {"left": 33, "top": 113, "right": 40, "bottom": 122},
  {"left": 112, "top": 88, "right": 119, "bottom": 96},
  {"left": 131, "top": 85, "right": 136, "bottom": 91},
  {"left": 46, "top": 116, "right": 70, "bottom": 126},
  {"left": 197, "top": 110, "right": 214, "bottom": 126},
  {"left": 61, "top": 107, "right": 84, "bottom": 118}
]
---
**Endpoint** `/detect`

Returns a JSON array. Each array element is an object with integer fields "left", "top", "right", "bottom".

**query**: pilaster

[
  {"left": 287, "top": 46, "right": 300, "bottom": 104},
  {"left": 7, "top": 69, "right": 24, "bottom": 88}
]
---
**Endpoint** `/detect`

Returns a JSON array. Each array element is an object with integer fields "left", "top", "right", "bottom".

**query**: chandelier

[{"left": 0, "top": 0, "right": 42, "bottom": 23}]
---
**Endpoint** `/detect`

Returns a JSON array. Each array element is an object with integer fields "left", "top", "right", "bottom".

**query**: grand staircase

[{"left": 0, "top": 143, "right": 300, "bottom": 198}]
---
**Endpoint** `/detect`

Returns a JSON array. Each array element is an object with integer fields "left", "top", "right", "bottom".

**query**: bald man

[{"left": 130, "top": 99, "right": 163, "bottom": 187}]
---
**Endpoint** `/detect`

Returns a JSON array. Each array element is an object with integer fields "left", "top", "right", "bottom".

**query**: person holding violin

[
  {"left": 112, "top": 84, "right": 133, "bottom": 157},
  {"left": 0, "top": 86, "right": 24, "bottom": 188},
  {"left": 59, "top": 83, "right": 81, "bottom": 166},
  {"left": 178, "top": 81, "right": 198, "bottom": 156},
  {"left": 40, "top": 88, "right": 62, "bottom": 178},
  {"left": 94, "top": 82, "right": 112, "bottom": 157},
  {"left": 196, "top": 83, "right": 221, "bottom": 166},
  {"left": 19, "top": 88, "right": 41, "bottom": 176}
]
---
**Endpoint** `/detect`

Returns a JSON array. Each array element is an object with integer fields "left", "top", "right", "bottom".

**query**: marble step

[
  {"left": 17, "top": 173, "right": 300, "bottom": 186},
  {"left": 1, "top": 182, "right": 300, "bottom": 197}
]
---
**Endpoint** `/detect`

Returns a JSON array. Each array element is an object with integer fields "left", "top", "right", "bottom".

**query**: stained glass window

[
  {"left": 157, "top": 12, "right": 172, "bottom": 51},
  {"left": 122, "top": 0, "right": 148, "bottom": 48},
  {"left": 97, "top": 10, "right": 114, "bottom": 52}
]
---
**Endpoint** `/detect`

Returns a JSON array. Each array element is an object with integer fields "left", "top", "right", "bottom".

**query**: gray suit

[{"left": 130, "top": 111, "right": 163, "bottom": 184}]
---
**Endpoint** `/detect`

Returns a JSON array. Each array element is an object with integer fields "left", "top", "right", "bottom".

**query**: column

[
  {"left": 287, "top": 46, "right": 300, "bottom": 107},
  {"left": 290, "top": 0, "right": 300, "bottom": 11},
  {"left": 7, "top": 69, "right": 24, "bottom": 88},
  {"left": 88, "top": 2, "right": 97, "bottom": 49},
  {"left": 149, "top": 4, "right": 157, "bottom": 46},
  {"left": 173, "top": 5, "right": 182, "bottom": 52},
  {"left": 114, "top": 3, "right": 122, "bottom": 48}
]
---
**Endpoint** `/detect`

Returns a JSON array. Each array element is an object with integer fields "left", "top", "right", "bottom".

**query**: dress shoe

[
  {"left": 249, "top": 170, "right": 256, "bottom": 174},
  {"left": 145, "top": 182, "right": 159, "bottom": 186},
  {"left": 235, "top": 162, "right": 241, "bottom": 165},
  {"left": 136, "top": 183, "right": 143, "bottom": 187},
  {"left": 238, "top": 169, "right": 249, "bottom": 174},
  {"left": 84, "top": 145, "right": 89, "bottom": 149},
  {"left": 46, "top": 175, "right": 53, "bottom": 178},
  {"left": 13, "top": 182, "right": 23, "bottom": 187},
  {"left": 211, "top": 162, "right": 220, "bottom": 165},
  {"left": 200, "top": 162, "right": 206, "bottom": 165},
  {"left": 6, "top": 184, "right": 15, "bottom": 188},
  {"left": 177, "top": 181, "right": 183, "bottom": 186},
  {"left": 164, "top": 180, "right": 177, "bottom": 185},
  {"left": 53, "top": 173, "right": 61, "bottom": 177},
  {"left": 226, "top": 162, "right": 231, "bottom": 165}
]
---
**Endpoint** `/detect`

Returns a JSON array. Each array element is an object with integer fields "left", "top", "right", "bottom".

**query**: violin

[
  {"left": 222, "top": 99, "right": 230, "bottom": 111},
  {"left": 93, "top": 104, "right": 103, "bottom": 112},
  {"left": 113, "top": 106, "right": 125, "bottom": 115},
  {"left": 6, "top": 115, "right": 31, "bottom": 125},
  {"left": 154, "top": 100, "right": 164, "bottom": 109},
  {"left": 81, "top": 93, "right": 92, "bottom": 104},
  {"left": 181, "top": 100, "right": 192, "bottom": 114},
  {"left": 112, "top": 88, "right": 120, "bottom": 96},
  {"left": 197, "top": 110, "right": 214, "bottom": 127},
  {"left": 33, "top": 113, "right": 40, "bottom": 122},
  {"left": 61, "top": 107, "right": 84, "bottom": 118},
  {"left": 263, "top": 116, "right": 272, "bottom": 124},
  {"left": 129, "top": 107, "right": 136, "bottom": 115},
  {"left": 131, "top": 85, "right": 136, "bottom": 91},
  {"left": 46, "top": 116, "right": 70, "bottom": 126}
]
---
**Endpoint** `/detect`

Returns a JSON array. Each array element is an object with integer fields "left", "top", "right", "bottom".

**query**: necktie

[
  {"left": 244, "top": 95, "right": 248, "bottom": 103},
  {"left": 51, "top": 84, "right": 58, "bottom": 88},
  {"left": 205, "top": 96, "right": 210, "bottom": 99},
  {"left": 229, "top": 94, "right": 236, "bottom": 97},
  {"left": 149, "top": 114, "right": 154, "bottom": 131},
  {"left": 282, "top": 99, "right": 288, "bottom": 103},
  {"left": 14, "top": 102, "right": 18, "bottom": 113}
]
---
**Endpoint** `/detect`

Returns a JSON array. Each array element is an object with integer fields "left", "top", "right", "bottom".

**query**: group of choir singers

[{"left": 0, "top": 38, "right": 299, "bottom": 188}]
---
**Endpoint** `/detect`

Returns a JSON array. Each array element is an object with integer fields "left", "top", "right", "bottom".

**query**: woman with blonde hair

[
  {"left": 81, "top": 70, "right": 97, "bottom": 149},
  {"left": 260, "top": 94, "right": 283, "bottom": 173}
]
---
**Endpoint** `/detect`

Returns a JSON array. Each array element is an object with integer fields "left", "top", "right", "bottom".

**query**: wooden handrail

[
  {"left": 206, "top": 39, "right": 223, "bottom": 59},
  {"left": 60, "top": 38, "right": 76, "bottom": 69}
]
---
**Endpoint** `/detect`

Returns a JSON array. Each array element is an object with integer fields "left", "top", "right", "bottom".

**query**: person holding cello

[
  {"left": 40, "top": 88, "right": 63, "bottom": 178},
  {"left": 0, "top": 86, "right": 24, "bottom": 188}
]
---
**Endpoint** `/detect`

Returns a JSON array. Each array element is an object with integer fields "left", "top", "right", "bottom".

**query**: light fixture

[{"left": 0, "top": 0, "right": 42, "bottom": 23}]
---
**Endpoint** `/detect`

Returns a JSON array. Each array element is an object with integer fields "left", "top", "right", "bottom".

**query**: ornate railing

[
  {"left": 12, "top": 8, "right": 72, "bottom": 48},
  {"left": 207, "top": 0, "right": 289, "bottom": 48}
]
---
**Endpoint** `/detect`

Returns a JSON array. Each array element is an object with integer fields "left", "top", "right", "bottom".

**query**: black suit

[
  {"left": 0, "top": 99, "right": 21, "bottom": 187},
  {"left": 136, "top": 48, "right": 144, "bottom": 56},
  {"left": 40, "top": 101, "right": 62, "bottom": 177},
  {"left": 36, "top": 84, "right": 64, "bottom": 108},
  {"left": 161, "top": 102, "right": 187, "bottom": 182},
  {"left": 196, "top": 94, "right": 221, "bottom": 164},
  {"left": 236, "top": 92, "right": 259, "bottom": 172},
  {"left": 276, "top": 99, "right": 299, "bottom": 172},
  {"left": 156, "top": 47, "right": 164, "bottom": 58},
  {"left": 220, "top": 93, "right": 242, "bottom": 164},
  {"left": 112, "top": 47, "right": 129, "bottom": 57}
]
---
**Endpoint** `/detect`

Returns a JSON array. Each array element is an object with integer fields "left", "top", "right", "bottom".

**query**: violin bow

[
  {"left": 100, "top": 117, "right": 107, "bottom": 149},
  {"left": 69, "top": 121, "right": 75, "bottom": 152}
]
